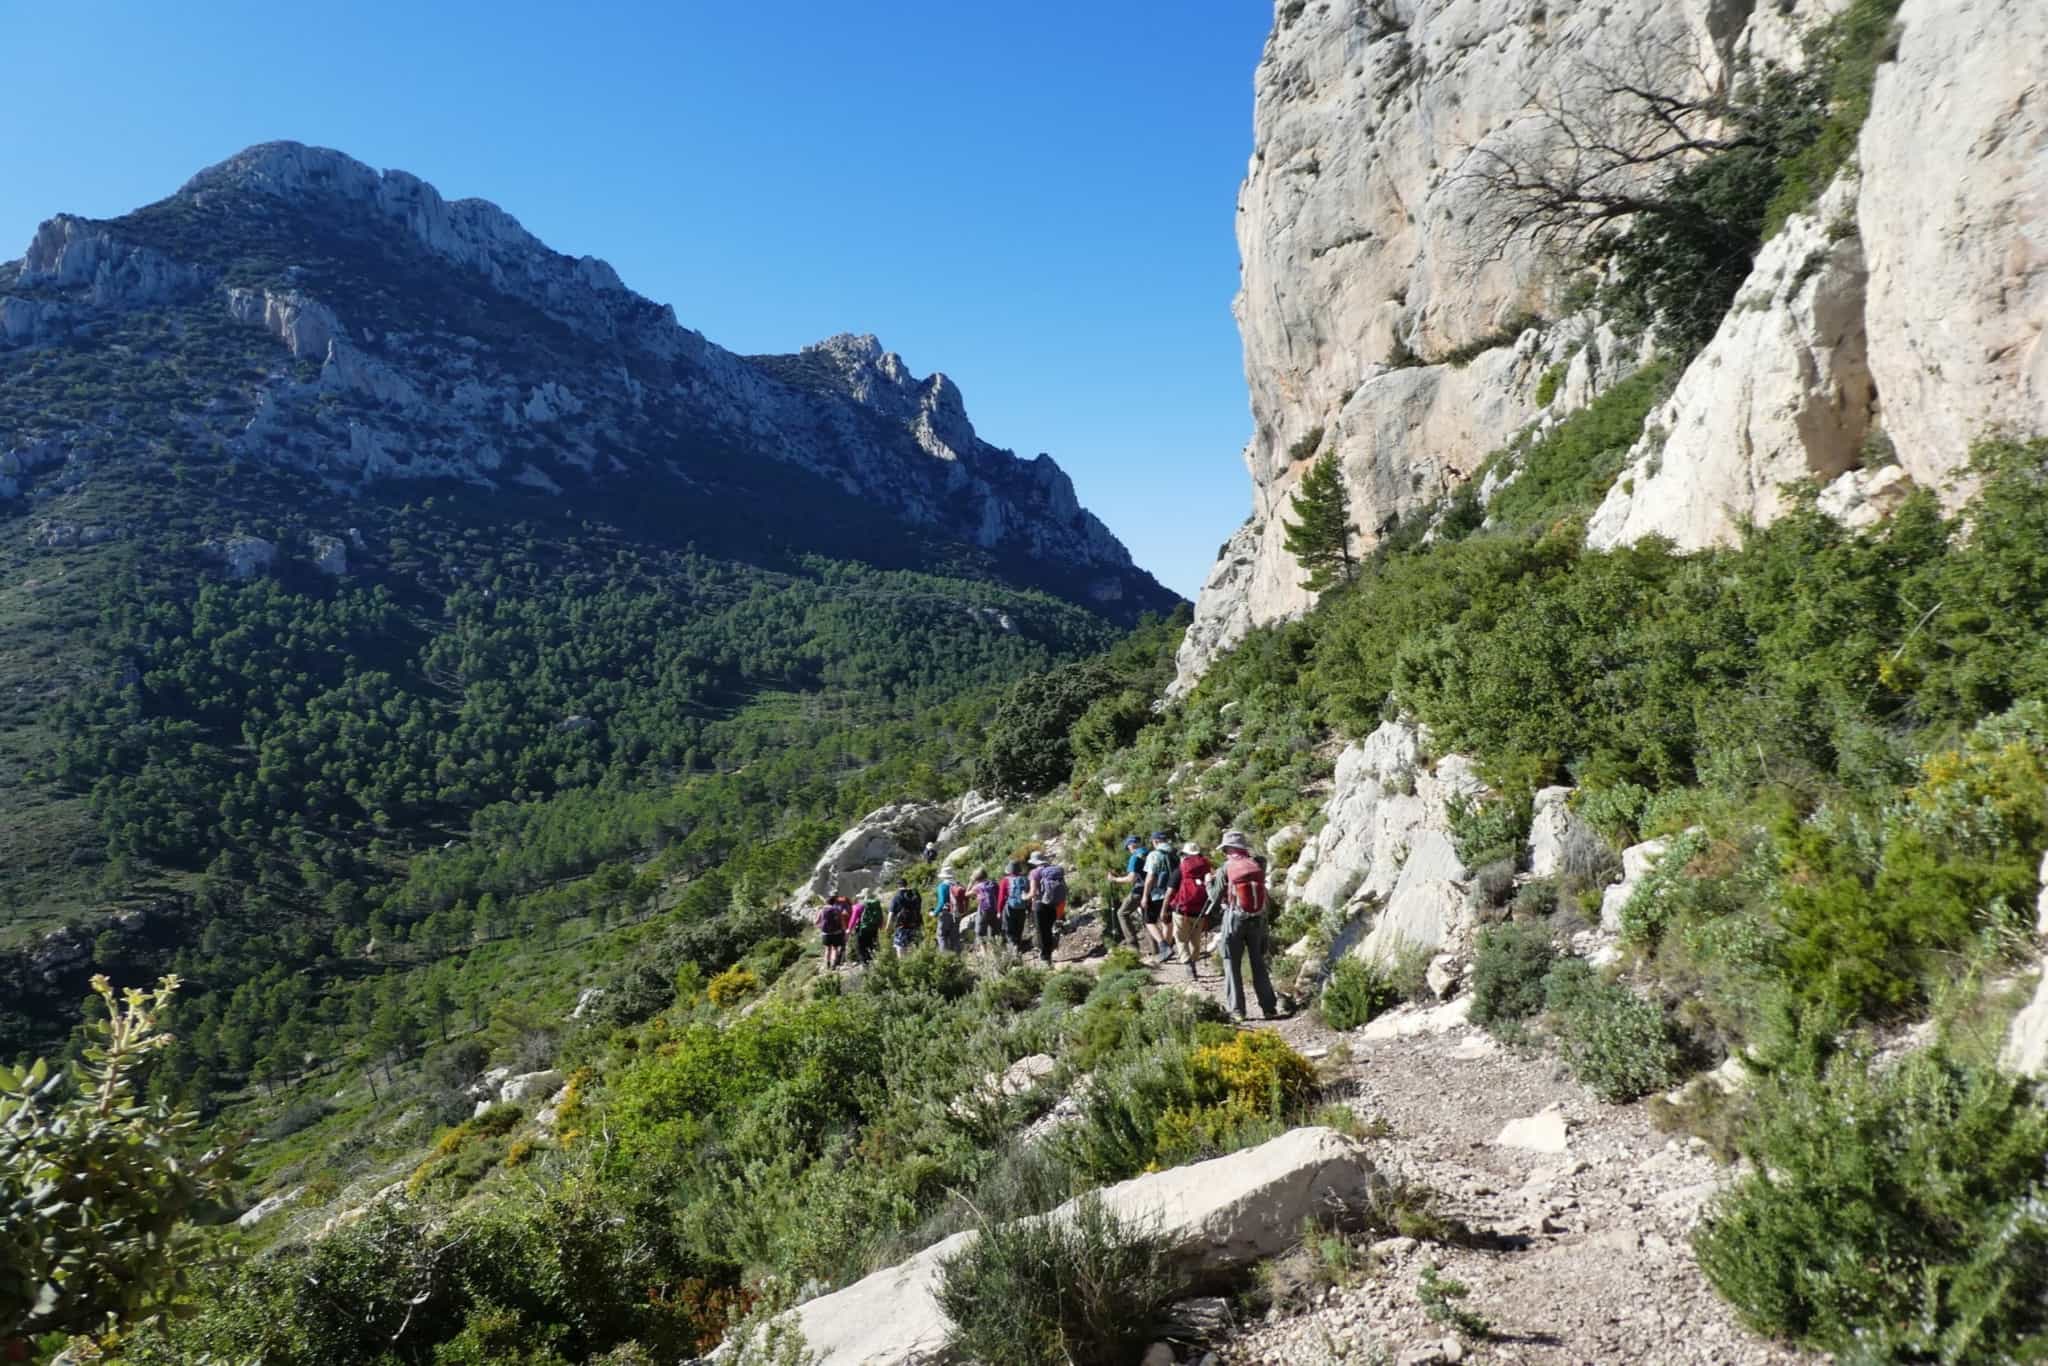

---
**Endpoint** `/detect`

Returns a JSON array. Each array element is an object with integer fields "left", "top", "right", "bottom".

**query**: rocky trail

[{"left": 1025, "top": 918, "right": 1806, "bottom": 1366}]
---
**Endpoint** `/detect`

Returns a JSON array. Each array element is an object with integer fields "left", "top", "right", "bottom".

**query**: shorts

[
  {"left": 1144, "top": 898, "right": 1167, "bottom": 926},
  {"left": 892, "top": 927, "right": 916, "bottom": 950},
  {"left": 822, "top": 932, "right": 846, "bottom": 947}
]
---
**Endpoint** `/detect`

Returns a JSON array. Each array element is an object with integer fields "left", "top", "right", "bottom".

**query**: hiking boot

[{"left": 1186, "top": 960, "right": 1198, "bottom": 981}]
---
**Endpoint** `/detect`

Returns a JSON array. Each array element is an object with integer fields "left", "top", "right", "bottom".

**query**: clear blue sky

[{"left": 2, "top": 2, "right": 1274, "bottom": 598}]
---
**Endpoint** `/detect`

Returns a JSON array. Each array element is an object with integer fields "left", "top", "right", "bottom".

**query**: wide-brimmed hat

[
  {"left": 1181, "top": 840, "right": 1202, "bottom": 855},
  {"left": 1027, "top": 851, "right": 1046, "bottom": 866},
  {"left": 1218, "top": 829, "right": 1253, "bottom": 853}
]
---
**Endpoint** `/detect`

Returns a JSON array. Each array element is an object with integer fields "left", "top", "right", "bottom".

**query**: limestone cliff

[
  {"left": 1177, "top": 0, "right": 2044, "bottom": 690},
  {"left": 0, "top": 142, "right": 1175, "bottom": 617}
]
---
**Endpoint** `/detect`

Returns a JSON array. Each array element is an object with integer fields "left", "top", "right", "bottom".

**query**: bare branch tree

[{"left": 1455, "top": 28, "right": 1761, "bottom": 265}]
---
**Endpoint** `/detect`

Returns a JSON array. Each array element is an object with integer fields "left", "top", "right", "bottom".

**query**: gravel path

[{"left": 1109, "top": 935, "right": 1821, "bottom": 1366}]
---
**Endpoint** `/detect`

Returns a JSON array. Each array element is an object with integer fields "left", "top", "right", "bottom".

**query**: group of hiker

[{"left": 812, "top": 827, "right": 1285, "bottom": 1023}]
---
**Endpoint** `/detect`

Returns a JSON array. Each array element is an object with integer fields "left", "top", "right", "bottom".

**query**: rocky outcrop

[
  {"left": 1587, "top": 177, "right": 1875, "bottom": 551},
  {"left": 1527, "top": 787, "right": 1603, "bottom": 882},
  {"left": 790, "top": 800, "right": 953, "bottom": 911},
  {"left": 1858, "top": 0, "right": 2048, "bottom": 504},
  {"left": 761, "top": 1126, "right": 1374, "bottom": 1366},
  {"left": 1180, "top": 0, "right": 2046, "bottom": 690},
  {"left": 1600, "top": 838, "right": 1675, "bottom": 934},
  {"left": 1284, "top": 719, "right": 1488, "bottom": 965},
  {"left": 200, "top": 533, "right": 278, "bottom": 580},
  {"left": 1999, "top": 851, "right": 2048, "bottom": 1077},
  {"left": 1, "top": 142, "right": 1174, "bottom": 617}
]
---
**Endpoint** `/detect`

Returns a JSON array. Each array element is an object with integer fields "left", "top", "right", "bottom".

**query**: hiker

[
  {"left": 1217, "top": 830, "right": 1283, "bottom": 1021},
  {"left": 1028, "top": 851, "right": 1067, "bottom": 965},
  {"left": 1107, "top": 835, "right": 1146, "bottom": 946},
  {"left": 970, "top": 867, "right": 1000, "bottom": 955},
  {"left": 936, "top": 870, "right": 963, "bottom": 954},
  {"left": 888, "top": 878, "right": 923, "bottom": 958},
  {"left": 998, "top": 859, "right": 1032, "bottom": 952},
  {"left": 816, "top": 894, "right": 850, "bottom": 970},
  {"left": 1171, "top": 840, "right": 1212, "bottom": 980},
  {"left": 850, "top": 894, "right": 883, "bottom": 964},
  {"left": 935, "top": 867, "right": 957, "bottom": 939},
  {"left": 1141, "top": 831, "right": 1178, "bottom": 962}
]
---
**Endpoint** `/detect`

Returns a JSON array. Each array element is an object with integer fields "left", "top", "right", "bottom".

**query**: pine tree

[{"left": 1281, "top": 454, "right": 1358, "bottom": 592}]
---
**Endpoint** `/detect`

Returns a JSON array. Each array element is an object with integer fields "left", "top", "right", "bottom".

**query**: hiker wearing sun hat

[
  {"left": 1170, "top": 839, "right": 1213, "bottom": 980},
  {"left": 1217, "top": 830, "right": 1282, "bottom": 1021}
]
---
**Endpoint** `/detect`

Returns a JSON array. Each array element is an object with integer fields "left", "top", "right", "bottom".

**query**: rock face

[
  {"left": 1587, "top": 177, "right": 1875, "bottom": 551},
  {"left": 1178, "top": 0, "right": 2047, "bottom": 692},
  {"left": 1283, "top": 719, "right": 1488, "bottom": 964},
  {"left": 0, "top": 142, "right": 1175, "bottom": 617},
  {"left": 763, "top": 1126, "right": 1373, "bottom": 1366},
  {"left": 1858, "top": 0, "right": 2048, "bottom": 504}
]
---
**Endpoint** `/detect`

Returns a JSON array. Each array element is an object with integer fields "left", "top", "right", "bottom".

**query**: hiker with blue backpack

[
  {"left": 998, "top": 860, "right": 1032, "bottom": 953},
  {"left": 1141, "top": 832, "right": 1179, "bottom": 963},
  {"left": 1107, "top": 835, "right": 1147, "bottom": 947}
]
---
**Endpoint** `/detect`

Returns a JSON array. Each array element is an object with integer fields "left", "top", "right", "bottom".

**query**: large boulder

[
  {"left": 761, "top": 1126, "right": 1373, "bottom": 1366},
  {"left": 789, "top": 800, "right": 952, "bottom": 911},
  {"left": 1527, "top": 786, "right": 1605, "bottom": 882},
  {"left": 935, "top": 789, "right": 1004, "bottom": 850},
  {"left": 1282, "top": 721, "right": 1486, "bottom": 966},
  {"left": 1600, "top": 838, "right": 1673, "bottom": 933}
]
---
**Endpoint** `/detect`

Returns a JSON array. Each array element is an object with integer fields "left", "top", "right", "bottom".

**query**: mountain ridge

[{"left": 2, "top": 139, "right": 1174, "bottom": 616}]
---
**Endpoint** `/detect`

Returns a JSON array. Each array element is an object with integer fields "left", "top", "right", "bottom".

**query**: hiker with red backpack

[
  {"left": 817, "top": 894, "right": 851, "bottom": 969},
  {"left": 1027, "top": 851, "right": 1068, "bottom": 965},
  {"left": 1217, "top": 830, "right": 1284, "bottom": 1021},
  {"left": 998, "top": 860, "right": 1031, "bottom": 953},
  {"left": 1171, "top": 841, "right": 1213, "bottom": 980}
]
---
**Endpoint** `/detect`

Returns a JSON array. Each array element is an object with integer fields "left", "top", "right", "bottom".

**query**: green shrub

[
  {"left": 1543, "top": 960, "right": 1682, "bottom": 1102},
  {"left": 1533, "top": 362, "right": 1566, "bottom": 408},
  {"left": 1469, "top": 922, "right": 1557, "bottom": 1034},
  {"left": 1696, "top": 1048, "right": 2048, "bottom": 1358},
  {"left": 1042, "top": 970, "right": 1093, "bottom": 1008},
  {"left": 1482, "top": 361, "right": 1675, "bottom": 530},
  {"left": 1447, "top": 793, "right": 1529, "bottom": 869},
  {"left": 705, "top": 966, "right": 760, "bottom": 1008},
  {"left": 1317, "top": 957, "right": 1399, "bottom": 1032},
  {"left": 937, "top": 1194, "right": 1176, "bottom": 1366},
  {"left": 0, "top": 976, "right": 239, "bottom": 1346}
]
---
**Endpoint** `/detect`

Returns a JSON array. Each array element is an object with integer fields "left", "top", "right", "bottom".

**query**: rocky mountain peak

[{"left": 0, "top": 143, "right": 1178, "bottom": 617}]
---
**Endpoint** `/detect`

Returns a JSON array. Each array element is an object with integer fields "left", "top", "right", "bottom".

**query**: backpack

[
  {"left": 1144, "top": 848, "right": 1174, "bottom": 901},
  {"left": 1226, "top": 856, "right": 1268, "bottom": 915},
  {"left": 817, "top": 901, "right": 845, "bottom": 935},
  {"left": 890, "top": 888, "right": 921, "bottom": 930},
  {"left": 1037, "top": 864, "right": 1068, "bottom": 904},
  {"left": 1005, "top": 873, "right": 1031, "bottom": 909},
  {"left": 976, "top": 880, "right": 998, "bottom": 915}
]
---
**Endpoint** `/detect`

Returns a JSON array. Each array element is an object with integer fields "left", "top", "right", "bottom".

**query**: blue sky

[{"left": 1, "top": 2, "right": 1274, "bottom": 598}]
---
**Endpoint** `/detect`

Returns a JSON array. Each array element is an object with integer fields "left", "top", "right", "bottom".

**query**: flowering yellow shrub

[{"left": 705, "top": 966, "right": 761, "bottom": 1008}]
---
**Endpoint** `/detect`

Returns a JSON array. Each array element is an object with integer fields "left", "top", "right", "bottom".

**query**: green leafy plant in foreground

[
  {"left": 0, "top": 975, "right": 239, "bottom": 1349},
  {"left": 1696, "top": 1047, "right": 2048, "bottom": 1359},
  {"left": 937, "top": 1193, "right": 1177, "bottom": 1366}
]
